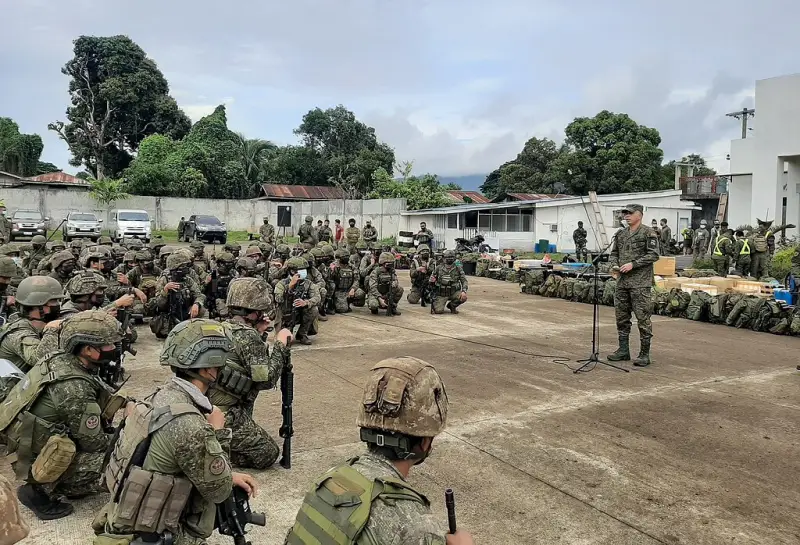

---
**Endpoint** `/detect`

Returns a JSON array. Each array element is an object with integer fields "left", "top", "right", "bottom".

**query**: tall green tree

[
  {"left": 550, "top": 111, "right": 665, "bottom": 194},
  {"left": 661, "top": 153, "right": 717, "bottom": 186},
  {"left": 49, "top": 35, "right": 190, "bottom": 179},
  {"left": 368, "top": 166, "right": 452, "bottom": 210},
  {"left": 0, "top": 117, "right": 45, "bottom": 176},
  {"left": 480, "top": 137, "right": 566, "bottom": 198},
  {"left": 235, "top": 133, "right": 276, "bottom": 194}
]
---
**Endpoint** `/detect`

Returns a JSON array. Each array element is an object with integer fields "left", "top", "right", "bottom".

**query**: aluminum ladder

[{"left": 588, "top": 191, "right": 609, "bottom": 247}]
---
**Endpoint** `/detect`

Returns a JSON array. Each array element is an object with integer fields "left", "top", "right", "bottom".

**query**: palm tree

[
  {"left": 89, "top": 177, "right": 131, "bottom": 224},
  {"left": 235, "top": 133, "right": 276, "bottom": 198}
]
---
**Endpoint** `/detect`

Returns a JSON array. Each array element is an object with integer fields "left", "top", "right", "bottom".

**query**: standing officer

[
  {"left": 362, "top": 220, "right": 378, "bottom": 245},
  {"left": 415, "top": 221, "right": 434, "bottom": 248},
  {"left": 607, "top": 204, "right": 659, "bottom": 367},
  {"left": 298, "top": 216, "right": 318, "bottom": 250},
  {"left": 345, "top": 218, "right": 361, "bottom": 254},
  {"left": 734, "top": 230, "right": 751, "bottom": 277},
  {"left": 318, "top": 219, "right": 333, "bottom": 243},
  {"left": 95, "top": 319, "right": 257, "bottom": 544},
  {"left": 283, "top": 357, "right": 473, "bottom": 545},
  {"left": 260, "top": 216, "right": 275, "bottom": 244},
  {"left": 659, "top": 218, "right": 672, "bottom": 253},
  {"left": 572, "top": 221, "right": 588, "bottom": 262}
]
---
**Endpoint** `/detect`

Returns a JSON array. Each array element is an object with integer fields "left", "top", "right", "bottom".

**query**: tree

[
  {"left": 368, "top": 167, "right": 452, "bottom": 210},
  {"left": 661, "top": 154, "right": 717, "bottom": 186},
  {"left": 442, "top": 182, "right": 462, "bottom": 190},
  {"left": 0, "top": 117, "right": 44, "bottom": 176},
  {"left": 235, "top": 133, "right": 276, "bottom": 194},
  {"left": 49, "top": 35, "right": 190, "bottom": 179},
  {"left": 88, "top": 177, "right": 131, "bottom": 212},
  {"left": 294, "top": 105, "right": 395, "bottom": 197},
  {"left": 36, "top": 162, "right": 61, "bottom": 175},
  {"left": 480, "top": 137, "right": 566, "bottom": 198}
]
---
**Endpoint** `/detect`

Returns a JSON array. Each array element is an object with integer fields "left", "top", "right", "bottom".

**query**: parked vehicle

[
  {"left": 109, "top": 209, "right": 152, "bottom": 243},
  {"left": 9, "top": 210, "right": 49, "bottom": 241},
  {"left": 183, "top": 214, "right": 227, "bottom": 243},
  {"left": 63, "top": 212, "right": 102, "bottom": 242},
  {"left": 454, "top": 233, "right": 494, "bottom": 253}
]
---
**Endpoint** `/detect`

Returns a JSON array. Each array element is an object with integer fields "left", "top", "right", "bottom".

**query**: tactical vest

[
  {"left": 376, "top": 272, "right": 393, "bottom": 295},
  {"left": 436, "top": 266, "right": 459, "bottom": 295},
  {"left": 104, "top": 400, "right": 196, "bottom": 536},
  {"left": 739, "top": 239, "right": 751, "bottom": 255},
  {"left": 285, "top": 458, "right": 429, "bottom": 545},
  {"left": 417, "top": 232, "right": 431, "bottom": 245},
  {"left": 336, "top": 268, "right": 354, "bottom": 290},
  {"left": 753, "top": 233, "right": 768, "bottom": 252},
  {"left": 0, "top": 318, "right": 39, "bottom": 370},
  {"left": 207, "top": 323, "right": 255, "bottom": 410},
  {"left": 713, "top": 236, "right": 730, "bottom": 256},
  {"left": 0, "top": 355, "right": 98, "bottom": 479}
]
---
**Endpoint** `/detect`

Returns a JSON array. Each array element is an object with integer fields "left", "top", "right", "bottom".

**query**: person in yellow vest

[
  {"left": 711, "top": 229, "right": 734, "bottom": 277},
  {"left": 284, "top": 357, "right": 474, "bottom": 545},
  {"left": 734, "top": 230, "right": 751, "bottom": 277}
]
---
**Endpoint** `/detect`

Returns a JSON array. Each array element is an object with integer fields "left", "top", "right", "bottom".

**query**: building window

[
  {"left": 491, "top": 214, "right": 506, "bottom": 232},
  {"left": 522, "top": 215, "right": 531, "bottom": 231},
  {"left": 506, "top": 214, "right": 520, "bottom": 232},
  {"left": 447, "top": 214, "right": 458, "bottom": 229},
  {"left": 479, "top": 214, "right": 491, "bottom": 230},
  {"left": 464, "top": 211, "right": 478, "bottom": 228}
]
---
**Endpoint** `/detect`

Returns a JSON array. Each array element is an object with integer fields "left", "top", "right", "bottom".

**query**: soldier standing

[
  {"left": 259, "top": 216, "right": 275, "bottom": 244},
  {"left": 1, "top": 311, "right": 127, "bottom": 520},
  {"left": 330, "top": 248, "right": 357, "bottom": 313},
  {"left": 274, "top": 257, "right": 320, "bottom": 345},
  {"left": 707, "top": 220, "right": 721, "bottom": 258},
  {"left": 692, "top": 220, "right": 710, "bottom": 259},
  {"left": 362, "top": 220, "right": 378, "bottom": 246},
  {"left": 607, "top": 204, "right": 659, "bottom": 367},
  {"left": 659, "top": 219, "right": 672, "bottom": 253},
  {"left": 573, "top": 221, "right": 588, "bottom": 262},
  {"left": 177, "top": 216, "right": 186, "bottom": 240},
  {"left": 345, "top": 218, "right": 361, "bottom": 254},
  {"left": 0, "top": 200, "right": 10, "bottom": 244},
  {"left": 0, "top": 276, "right": 64, "bottom": 372},
  {"left": 318, "top": 219, "right": 333, "bottom": 243},
  {"left": 217, "top": 278, "right": 292, "bottom": 469},
  {"left": 681, "top": 226, "right": 694, "bottom": 255},
  {"left": 298, "top": 215, "right": 318, "bottom": 250},
  {"left": 415, "top": 221, "right": 434, "bottom": 248},
  {"left": 430, "top": 250, "right": 468, "bottom": 314},
  {"left": 95, "top": 319, "right": 257, "bottom": 543},
  {"left": 334, "top": 218, "right": 344, "bottom": 245},
  {"left": 367, "top": 252, "right": 403, "bottom": 316},
  {"left": 734, "top": 230, "right": 752, "bottom": 277},
  {"left": 408, "top": 244, "right": 433, "bottom": 305},
  {"left": 284, "top": 357, "right": 474, "bottom": 545},
  {"left": 711, "top": 229, "right": 735, "bottom": 277}
]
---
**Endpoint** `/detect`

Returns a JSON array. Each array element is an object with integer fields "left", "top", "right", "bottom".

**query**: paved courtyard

[{"left": 5, "top": 275, "right": 799, "bottom": 544}]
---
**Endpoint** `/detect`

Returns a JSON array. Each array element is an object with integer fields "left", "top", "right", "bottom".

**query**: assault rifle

[
  {"left": 216, "top": 486, "right": 266, "bottom": 545},
  {"left": 445, "top": 488, "right": 457, "bottom": 534},
  {"left": 0, "top": 295, "right": 7, "bottom": 327},
  {"left": 279, "top": 354, "right": 293, "bottom": 469},
  {"left": 168, "top": 287, "right": 189, "bottom": 322},
  {"left": 104, "top": 305, "right": 135, "bottom": 391},
  {"left": 206, "top": 269, "right": 219, "bottom": 318}
]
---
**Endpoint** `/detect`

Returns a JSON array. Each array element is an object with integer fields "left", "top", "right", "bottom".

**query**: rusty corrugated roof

[
  {"left": 506, "top": 192, "right": 564, "bottom": 201},
  {"left": 260, "top": 184, "right": 344, "bottom": 200},
  {"left": 446, "top": 190, "right": 490, "bottom": 204},
  {"left": 26, "top": 172, "right": 89, "bottom": 186}
]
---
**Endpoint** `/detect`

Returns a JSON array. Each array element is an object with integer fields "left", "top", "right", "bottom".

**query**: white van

[{"left": 110, "top": 209, "right": 152, "bottom": 243}]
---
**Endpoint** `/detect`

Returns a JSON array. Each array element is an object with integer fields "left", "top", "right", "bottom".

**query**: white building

[
  {"left": 401, "top": 189, "right": 698, "bottom": 252},
  {"left": 727, "top": 74, "right": 800, "bottom": 236}
]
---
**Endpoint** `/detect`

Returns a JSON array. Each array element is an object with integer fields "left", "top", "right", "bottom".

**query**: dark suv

[
  {"left": 183, "top": 215, "right": 227, "bottom": 243},
  {"left": 9, "top": 210, "right": 49, "bottom": 241}
]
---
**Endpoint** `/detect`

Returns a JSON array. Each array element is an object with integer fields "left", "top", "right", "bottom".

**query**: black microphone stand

[{"left": 574, "top": 238, "right": 629, "bottom": 374}]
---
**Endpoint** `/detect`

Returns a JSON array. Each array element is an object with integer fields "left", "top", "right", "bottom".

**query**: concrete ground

[{"left": 5, "top": 276, "right": 800, "bottom": 545}]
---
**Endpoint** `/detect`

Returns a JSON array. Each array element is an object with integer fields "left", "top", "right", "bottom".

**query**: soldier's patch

[
  {"left": 648, "top": 237, "right": 658, "bottom": 249},
  {"left": 85, "top": 415, "right": 100, "bottom": 430},
  {"left": 209, "top": 456, "right": 226, "bottom": 476}
]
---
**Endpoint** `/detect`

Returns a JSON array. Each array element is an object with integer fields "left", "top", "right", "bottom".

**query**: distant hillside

[{"left": 438, "top": 173, "right": 487, "bottom": 191}]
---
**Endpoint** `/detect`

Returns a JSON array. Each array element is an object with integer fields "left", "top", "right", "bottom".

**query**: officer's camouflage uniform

[
  {"left": 573, "top": 226, "right": 588, "bottom": 261},
  {"left": 284, "top": 357, "right": 451, "bottom": 545},
  {"left": 609, "top": 206, "right": 660, "bottom": 365},
  {"left": 1, "top": 311, "right": 123, "bottom": 519},
  {"left": 367, "top": 253, "right": 403, "bottom": 314},
  {"left": 48, "top": 250, "right": 77, "bottom": 288},
  {"left": 430, "top": 250, "right": 468, "bottom": 314},
  {"left": 734, "top": 237, "right": 752, "bottom": 277},
  {"left": 23, "top": 235, "right": 47, "bottom": 274},
  {"left": 0, "top": 207, "right": 10, "bottom": 244},
  {"left": 298, "top": 216, "right": 318, "bottom": 250},
  {"left": 408, "top": 246, "right": 432, "bottom": 305},
  {"left": 206, "top": 252, "right": 237, "bottom": 319},
  {"left": 362, "top": 223, "right": 378, "bottom": 245},
  {"left": 0, "top": 245, "right": 28, "bottom": 285},
  {"left": 692, "top": 225, "right": 709, "bottom": 259},
  {"left": 305, "top": 251, "right": 328, "bottom": 318},
  {"left": 317, "top": 224, "right": 333, "bottom": 243},
  {"left": 331, "top": 248, "right": 357, "bottom": 313},
  {"left": 711, "top": 230, "right": 734, "bottom": 277},
  {"left": 345, "top": 224, "right": 361, "bottom": 253},
  {"left": 259, "top": 219, "right": 275, "bottom": 244}
]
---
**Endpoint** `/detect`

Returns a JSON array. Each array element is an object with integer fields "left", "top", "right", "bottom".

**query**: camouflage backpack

[
  {"left": 538, "top": 274, "right": 557, "bottom": 297},
  {"left": 558, "top": 277, "right": 575, "bottom": 300},
  {"left": 652, "top": 289, "right": 671, "bottom": 316},
  {"left": 685, "top": 290, "right": 712, "bottom": 321},
  {"left": 708, "top": 294, "right": 729, "bottom": 324},
  {"left": 790, "top": 307, "right": 800, "bottom": 336},
  {"left": 727, "top": 296, "right": 764, "bottom": 329},
  {"left": 752, "top": 233, "right": 768, "bottom": 252},
  {"left": 666, "top": 288, "right": 691, "bottom": 317},
  {"left": 752, "top": 299, "right": 788, "bottom": 333},
  {"left": 601, "top": 279, "right": 617, "bottom": 306},
  {"left": 521, "top": 270, "right": 545, "bottom": 294}
]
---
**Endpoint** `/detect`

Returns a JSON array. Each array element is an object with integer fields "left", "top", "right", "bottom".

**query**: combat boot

[
  {"left": 388, "top": 306, "right": 401, "bottom": 316},
  {"left": 17, "top": 483, "right": 74, "bottom": 520},
  {"left": 294, "top": 335, "right": 312, "bottom": 346},
  {"left": 633, "top": 339, "right": 651, "bottom": 367},
  {"left": 447, "top": 302, "right": 459, "bottom": 314},
  {"left": 606, "top": 335, "right": 630, "bottom": 361}
]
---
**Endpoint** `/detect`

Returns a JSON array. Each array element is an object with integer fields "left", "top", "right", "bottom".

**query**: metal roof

[
  {"left": 259, "top": 184, "right": 344, "bottom": 200},
  {"left": 496, "top": 192, "right": 566, "bottom": 202},
  {"left": 26, "top": 172, "right": 89, "bottom": 186},
  {"left": 445, "top": 190, "right": 490, "bottom": 204}
]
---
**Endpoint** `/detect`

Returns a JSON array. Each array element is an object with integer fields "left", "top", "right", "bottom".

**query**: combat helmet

[
  {"left": 334, "top": 248, "right": 349, "bottom": 259},
  {"left": 65, "top": 272, "right": 107, "bottom": 297},
  {"left": 50, "top": 250, "right": 76, "bottom": 271},
  {"left": 355, "top": 240, "right": 367, "bottom": 252},
  {"left": 285, "top": 256, "right": 308, "bottom": 271},
  {"left": 226, "top": 277, "right": 274, "bottom": 311},
  {"left": 59, "top": 310, "right": 122, "bottom": 353},
  {"left": 123, "top": 250, "right": 137, "bottom": 264},
  {"left": 224, "top": 241, "right": 241, "bottom": 254},
  {"left": 189, "top": 240, "right": 205, "bottom": 255},
  {"left": 98, "top": 235, "right": 113, "bottom": 246},
  {"left": 276, "top": 244, "right": 290, "bottom": 258},
  {"left": 235, "top": 256, "right": 256, "bottom": 274},
  {"left": 443, "top": 249, "right": 456, "bottom": 263},
  {"left": 111, "top": 245, "right": 126, "bottom": 260},
  {"left": 378, "top": 252, "right": 395, "bottom": 265},
  {"left": 322, "top": 245, "right": 335, "bottom": 259},
  {"left": 215, "top": 251, "right": 235, "bottom": 265},
  {"left": 49, "top": 240, "right": 66, "bottom": 252},
  {"left": 159, "top": 246, "right": 176, "bottom": 260},
  {"left": 0, "top": 256, "right": 17, "bottom": 278},
  {"left": 417, "top": 244, "right": 430, "bottom": 254},
  {"left": 160, "top": 319, "right": 232, "bottom": 371},
  {"left": 304, "top": 215, "right": 313, "bottom": 223},
  {"left": 166, "top": 252, "right": 191, "bottom": 270},
  {"left": 247, "top": 240, "right": 261, "bottom": 248},
  {"left": 15, "top": 276, "right": 65, "bottom": 307},
  {"left": 0, "top": 244, "right": 20, "bottom": 257},
  {"left": 245, "top": 246, "right": 262, "bottom": 258},
  {"left": 357, "top": 357, "right": 449, "bottom": 454},
  {"left": 31, "top": 235, "right": 47, "bottom": 249},
  {"left": 135, "top": 250, "right": 153, "bottom": 263}
]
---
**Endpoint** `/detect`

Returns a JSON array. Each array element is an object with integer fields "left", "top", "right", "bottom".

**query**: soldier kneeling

[
  {"left": 430, "top": 250, "right": 468, "bottom": 314},
  {"left": 94, "top": 319, "right": 257, "bottom": 545},
  {"left": 367, "top": 252, "right": 403, "bottom": 316}
]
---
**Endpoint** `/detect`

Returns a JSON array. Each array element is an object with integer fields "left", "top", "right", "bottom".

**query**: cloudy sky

[{"left": 1, "top": 0, "right": 797, "bottom": 182}]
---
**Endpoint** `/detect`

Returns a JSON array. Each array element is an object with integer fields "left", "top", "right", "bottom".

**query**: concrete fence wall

[{"left": 0, "top": 185, "right": 407, "bottom": 238}]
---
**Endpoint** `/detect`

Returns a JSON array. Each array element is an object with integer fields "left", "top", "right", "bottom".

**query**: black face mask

[
  {"left": 218, "top": 264, "right": 231, "bottom": 275},
  {"left": 43, "top": 305, "right": 61, "bottom": 321},
  {"left": 445, "top": 258, "right": 456, "bottom": 265},
  {"left": 0, "top": 283, "right": 7, "bottom": 295},
  {"left": 60, "top": 264, "right": 75, "bottom": 276},
  {"left": 339, "top": 258, "right": 349, "bottom": 265},
  {"left": 91, "top": 347, "right": 117, "bottom": 366},
  {"left": 90, "top": 295, "right": 105, "bottom": 308},
  {"left": 171, "top": 268, "right": 187, "bottom": 282},
  {"left": 142, "top": 262, "right": 154, "bottom": 272}
]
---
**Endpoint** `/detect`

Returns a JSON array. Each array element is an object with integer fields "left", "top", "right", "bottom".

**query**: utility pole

[{"left": 725, "top": 108, "right": 755, "bottom": 139}]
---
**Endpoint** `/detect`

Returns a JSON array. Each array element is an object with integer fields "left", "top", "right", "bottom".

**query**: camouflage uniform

[
  {"left": 206, "top": 252, "right": 237, "bottom": 319},
  {"left": 97, "top": 320, "right": 237, "bottom": 545},
  {"left": 224, "top": 241, "right": 242, "bottom": 259},
  {"left": 0, "top": 474, "right": 29, "bottom": 544},
  {"left": 430, "top": 250, "right": 468, "bottom": 314},
  {"left": 711, "top": 230, "right": 735, "bottom": 277},
  {"left": 408, "top": 245, "right": 432, "bottom": 305},
  {"left": 305, "top": 251, "right": 328, "bottom": 319},
  {"left": 345, "top": 223, "right": 361, "bottom": 253},
  {"left": 274, "top": 257, "right": 321, "bottom": 344},
  {"left": 0, "top": 204, "right": 10, "bottom": 244},
  {"left": 362, "top": 222, "right": 378, "bottom": 245},
  {"left": 692, "top": 224, "right": 709, "bottom": 259},
  {"left": 152, "top": 253, "right": 206, "bottom": 338},
  {"left": 318, "top": 224, "right": 333, "bottom": 243},
  {"left": 331, "top": 248, "right": 357, "bottom": 312},
  {"left": 298, "top": 216, "right": 318, "bottom": 250},
  {"left": 216, "top": 278, "right": 290, "bottom": 469},
  {"left": 284, "top": 357, "right": 453, "bottom": 545},
  {"left": 573, "top": 224, "right": 588, "bottom": 261},
  {"left": 23, "top": 235, "right": 47, "bottom": 274},
  {"left": 0, "top": 245, "right": 27, "bottom": 285},
  {"left": 609, "top": 205, "right": 659, "bottom": 366},
  {"left": 189, "top": 241, "right": 209, "bottom": 277},
  {"left": 259, "top": 218, "right": 275, "bottom": 244},
  {"left": 2, "top": 311, "right": 123, "bottom": 520},
  {"left": 367, "top": 253, "right": 403, "bottom": 315}
]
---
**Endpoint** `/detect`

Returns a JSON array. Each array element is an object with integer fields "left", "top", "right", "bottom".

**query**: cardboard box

[
  {"left": 665, "top": 277, "right": 695, "bottom": 289},
  {"left": 680, "top": 283, "right": 719, "bottom": 296},
  {"left": 708, "top": 277, "right": 736, "bottom": 291},
  {"left": 654, "top": 257, "right": 676, "bottom": 277},
  {"left": 734, "top": 280, "right": 765, "bottom": 294},
  {"left": 655, "top": 279, "right": 667, "bottom": 289}
]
